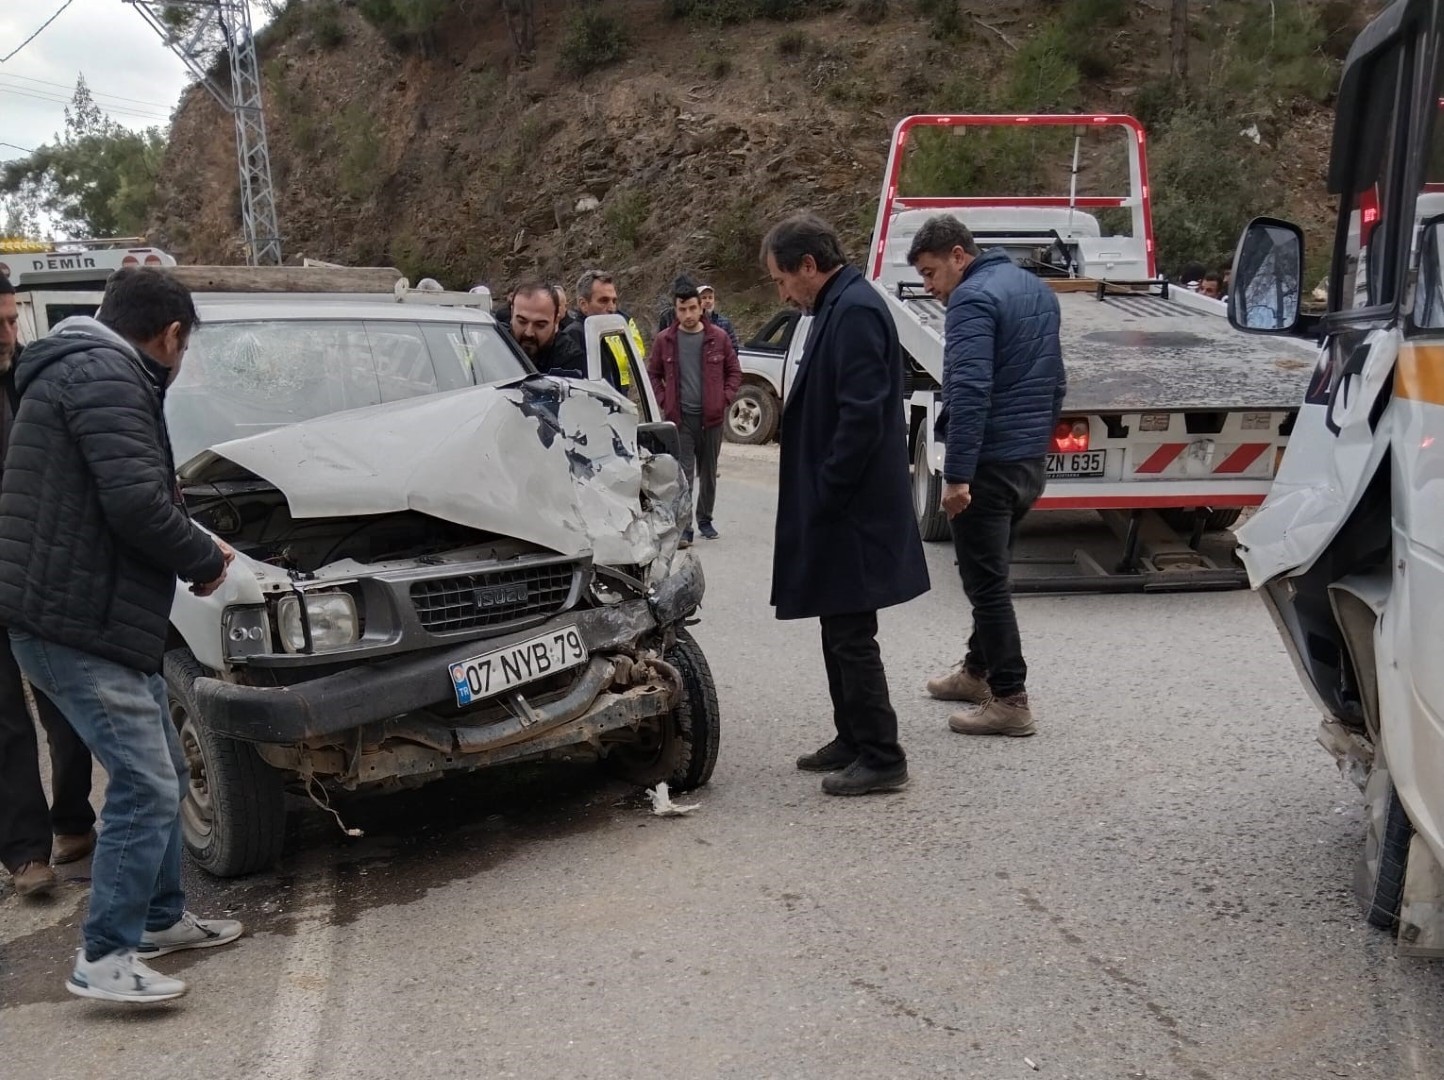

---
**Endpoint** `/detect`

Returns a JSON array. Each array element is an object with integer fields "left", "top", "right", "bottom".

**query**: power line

[
  {"left": 0, "top": 84, "right": 170, "bottom": 120},
  {"left": 0, "top": 85, "right": 171, "bottom": 123},
  {"left": 0, "top": 142, "right": 36, "bottom": 156},
  {"left": 0, "top": 71, "right": 175, "bottom": 110},
  {"left": 0, "top": 80, "right": 173, "bottom": 119},
  {"left": 0, "top": 0, "right": 78, "bottom": 65}
]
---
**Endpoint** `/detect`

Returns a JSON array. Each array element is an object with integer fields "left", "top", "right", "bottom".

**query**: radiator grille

[{"left": 410, "top": 563, "right": 578, "bottom": 633}]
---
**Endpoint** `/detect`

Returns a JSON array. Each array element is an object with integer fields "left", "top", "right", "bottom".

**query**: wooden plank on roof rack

[
  {"left": 1046, "top": 278, "right": 1151, "bottom": 294},
  {"left": 164, "top": 265, "right": 404, "bottom": 294}
]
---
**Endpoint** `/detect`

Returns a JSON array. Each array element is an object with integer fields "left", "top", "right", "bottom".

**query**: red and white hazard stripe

[{"left": 1132, "top": 442, "right": 1273, "bottom": 476}]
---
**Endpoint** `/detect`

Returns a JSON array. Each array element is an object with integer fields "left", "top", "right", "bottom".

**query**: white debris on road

[{"left": 647, "top": 783, "right": 700, "bottom": 817}]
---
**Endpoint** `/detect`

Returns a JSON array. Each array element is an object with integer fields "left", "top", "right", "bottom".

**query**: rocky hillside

[{"left": 150, "top": 0, "right": 1380, "bottom": 326}]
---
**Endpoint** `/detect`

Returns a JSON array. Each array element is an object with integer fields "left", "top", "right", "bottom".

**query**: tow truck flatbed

[{"left": 897, "top": 287, "right": 1317, "bottom": 412}]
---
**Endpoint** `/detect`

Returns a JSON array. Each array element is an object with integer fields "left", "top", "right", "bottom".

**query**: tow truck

[
  {"left": 1224, "top": 0, "right": 1444, "bottom": 953},
  {"left": 0, "top": 236, "right": 175, "bottom": 286},
  {"left": 863, "top": 113, "right": 1320, "bottom": 592}
]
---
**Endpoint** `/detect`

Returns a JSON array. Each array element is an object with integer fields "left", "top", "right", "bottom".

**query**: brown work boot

[
  {"left": 12, "top": 860, "right": 58, "bottom": 898},
  {"left": 53, "top": 829, "right": 97, "bottom": 865},
  {"left": 926, "top": 664, "right": 990, "bottom": 704},
  {"left": 948, "top": 692, "right": 1036, "bottom": 737}
]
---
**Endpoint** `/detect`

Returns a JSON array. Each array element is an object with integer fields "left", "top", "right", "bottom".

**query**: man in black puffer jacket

[
  {"left": 0, "top": 268, "right": 244, "bottom": 1004},
  {"left": 908, "top": 216, "right": 1065, "bottom": 739}
]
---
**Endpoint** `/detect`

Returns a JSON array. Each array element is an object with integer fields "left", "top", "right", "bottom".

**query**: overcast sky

[{"left": 1, "top": 1, "right": 272, "bottom": 164}]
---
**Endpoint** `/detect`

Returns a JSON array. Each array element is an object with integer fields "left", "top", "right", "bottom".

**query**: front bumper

[{"left": 194, "top": 555, "right": 704, "bottom": 744}]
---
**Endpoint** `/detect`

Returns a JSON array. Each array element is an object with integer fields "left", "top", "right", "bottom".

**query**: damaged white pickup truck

[{"left": 18, "top": 270, "right": 718, "bottom": 877}]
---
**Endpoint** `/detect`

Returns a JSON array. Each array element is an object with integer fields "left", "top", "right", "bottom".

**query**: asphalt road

[{"left": 4, "top": 443, "right": 1444, "bottom": 1080}]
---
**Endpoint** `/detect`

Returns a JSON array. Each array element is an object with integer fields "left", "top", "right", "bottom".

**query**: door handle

[{"left": 1325, "top": 342, "right": 1372, "bottom": 436}]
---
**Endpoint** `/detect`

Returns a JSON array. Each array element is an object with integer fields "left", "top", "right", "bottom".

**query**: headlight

[
  {"left": 277, "top": 592, "right": 359, "bottom": 653},
  {"left": 222, "top": 606, "right": 270, "bottom": 660}
]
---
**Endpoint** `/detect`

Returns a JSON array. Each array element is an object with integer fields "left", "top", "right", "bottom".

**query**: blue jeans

[{"left": 10, "top": 632, "right": 185, "bottom": 960}]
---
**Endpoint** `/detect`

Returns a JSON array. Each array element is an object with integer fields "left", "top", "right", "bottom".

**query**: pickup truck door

[
  {"left": 583, "top": 313, "right": 661, "bottom": 420},
  {"left": 778, "top": 314, "right": 812, "bottom": 406},
  {"left": 1237, "top": 23, "right": 1417, "bottom": 584}
]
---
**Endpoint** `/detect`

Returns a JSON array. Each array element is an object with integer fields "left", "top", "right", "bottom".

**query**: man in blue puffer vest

[{"left": 908, "top": 216, "right": 1065, "bottom": 737}]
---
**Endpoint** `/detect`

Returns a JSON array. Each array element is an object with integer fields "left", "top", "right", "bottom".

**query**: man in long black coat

[{"left": 762, "top": 213, "right": 930, "bottom": 796}]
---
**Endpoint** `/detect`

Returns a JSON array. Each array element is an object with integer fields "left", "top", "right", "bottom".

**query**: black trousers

[
  {"left": 820, "top": 611, "right": 905, "bottom": 769},
  {"left": 0, "top": 628, "right": 95, "bottom": 872},
  {"left": 950, "top": 458, "right": 1047, "bottom": 698},
  {"left": 678, "top": 412, "right": 723, "bottom": 527}
]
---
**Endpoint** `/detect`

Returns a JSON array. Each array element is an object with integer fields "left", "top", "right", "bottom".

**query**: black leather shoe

[
  {"left": 796, "top": 739, "right": 857, "bottom": 772},
  {"left": 822, "top": 759, "right": 909, "bottom": 796}
]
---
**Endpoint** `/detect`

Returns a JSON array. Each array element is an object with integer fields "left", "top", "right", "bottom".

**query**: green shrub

[
  {"left": 709, "top": 197, "right": 765, "bottom": 273},
  {"left": 1148, "top": 104, "right": 1277, "bottom": 274},
  {"left": 672, "top": 0, "right": 842, "bottom": 25},
  {"left": 1003, "top": 22, "right": 1081, "bottom": 112},
  {"left": 560, "top": 7, "right": 628, "bottom": 77},
  {"left": 301, "top": 0, "right": 347, "bottom": 48},
  {"left": 605, "top": 190, "right": 648, "bottom": 249},
  {"left": 1062, "top": 0, "right": 1128, "bottom": 30},
  {"left": 708, "top": 53, "right": 734, "bottom": 79},
  {"left": 356, "top": 0, "right": 448, "bottom": 52},
  {"left": 337, "top": 104, "right": 381, "bottom": 199},
  {"left": 914, "top": 0, "right": 963, "bottom": 41},
  {"left": 1133, "top": 77, "right": 1183, "bottom": 132},
  {"left": 777, "top": 29, "right": 810, "bottom": 57},
  {"left": 1219, "top": 1, "right": 1338, "bottom": 104},
  {"left": 853, "top": 0, "right": 887, "bottom": 26}
]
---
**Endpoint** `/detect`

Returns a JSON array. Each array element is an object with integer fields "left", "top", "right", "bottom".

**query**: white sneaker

[
  {"left": 138, "top": 911, "right": 244, "bottom": 958},
  {"left": 67, "top": 949, "right": 188, "bottom": 1003}
]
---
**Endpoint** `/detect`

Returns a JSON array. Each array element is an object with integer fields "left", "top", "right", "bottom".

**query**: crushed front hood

[{"left": 179, "top": 380, "right": 686, "bottom": 569}]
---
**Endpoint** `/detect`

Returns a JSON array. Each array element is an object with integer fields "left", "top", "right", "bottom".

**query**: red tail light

[{"left": 1052, "top": 418, "right": 1090, "bottom": 453}]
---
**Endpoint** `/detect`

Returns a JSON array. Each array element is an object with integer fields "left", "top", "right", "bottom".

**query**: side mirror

[
  {"left": 1228, "top": 217, "right": 1304, "bottom": 334},
  {"left": 637, "top": 421, "right": 680, "bottom": 459}
]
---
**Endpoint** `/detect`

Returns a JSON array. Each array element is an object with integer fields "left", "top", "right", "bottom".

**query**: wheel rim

[
  {"left": 607, "top": 712, "right": 683, "bottom": 780},
  {"left": 172, "top": 699, "right": 215, "bottom": 846},
  {"left": 729, "top": 398, "right": 761, "bottom": 438}
]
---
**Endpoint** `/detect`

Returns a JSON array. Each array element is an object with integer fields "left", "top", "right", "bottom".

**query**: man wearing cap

[{"left": 697, "top": 284, "right": 740, "bottom": 351}]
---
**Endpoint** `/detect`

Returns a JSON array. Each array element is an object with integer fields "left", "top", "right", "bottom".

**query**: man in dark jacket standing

[
  {"left": 0, "top": 273, "right": 96, "bottom": 900},
  {"left": 647, "top": 276, "right": 741, "bottom": 543},
  {"left": 763, "top": 214, "right": 929, "bottom": 796},
  {"left": 0, "top": 269, "right": 243, "bottom": 1003},
  {"left": 907, "top": 216, "right": 1065, "bottom": 738}
]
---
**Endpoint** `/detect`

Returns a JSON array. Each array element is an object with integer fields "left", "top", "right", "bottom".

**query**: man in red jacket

[{"left": 647, "top": 276, "right": 741, "bottom": 543}]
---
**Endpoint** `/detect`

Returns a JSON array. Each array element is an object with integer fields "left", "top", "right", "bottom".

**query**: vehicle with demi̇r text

[{"left": 16, "top": 262, "right": 719, "bottom": 878}]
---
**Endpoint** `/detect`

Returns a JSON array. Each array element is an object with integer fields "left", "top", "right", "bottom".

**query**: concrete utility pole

[{"left": 125, "top": 0, "right": 282, "bottom": 265}]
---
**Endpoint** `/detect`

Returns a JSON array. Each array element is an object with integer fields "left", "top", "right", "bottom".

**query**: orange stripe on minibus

[{"left": 1398, "top": 345, "right": 1444, "bottom": 404}]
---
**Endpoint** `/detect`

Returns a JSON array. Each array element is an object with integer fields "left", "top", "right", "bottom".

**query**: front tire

[
  {"left": 164, "top": 650, "right": 287, "bottom": 878},
  {"left": 725, "top": 384, "right": 780, "bottom": 444},
  {"left": 1357, "top": 765, "right": 1413, "bottom": 932},
  {"left": 604, "top": 633, "right": 720, "bottom": 792}
]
